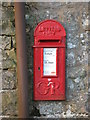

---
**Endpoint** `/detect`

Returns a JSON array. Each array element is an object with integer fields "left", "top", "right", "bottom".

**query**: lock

[{"left": 33, "top": 19, "right": 66, "bottom": 100}]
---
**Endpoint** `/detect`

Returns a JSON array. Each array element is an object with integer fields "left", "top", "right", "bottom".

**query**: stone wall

[
  {"left": 0, "top": 2, "right": 89, "bottom": 119},
  {"left": 0, "top": 2, "right": 18, "bottom": 119}
]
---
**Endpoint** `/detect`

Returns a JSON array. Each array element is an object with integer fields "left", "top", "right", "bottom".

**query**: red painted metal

[{"left": 33, "top": 19, "right": 66, "bottom": 100}]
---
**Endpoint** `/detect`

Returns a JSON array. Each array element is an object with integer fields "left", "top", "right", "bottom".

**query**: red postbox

[{"left": 33, "top": 19, "right": 66, "bottom": 100}]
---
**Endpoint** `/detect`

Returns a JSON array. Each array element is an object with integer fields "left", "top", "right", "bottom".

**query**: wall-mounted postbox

[{"left": 33, "top": 19, "right": 66, "bottom": 100}]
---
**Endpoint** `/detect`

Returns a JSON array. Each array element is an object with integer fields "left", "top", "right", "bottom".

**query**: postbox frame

[{"left": 33, "top": 19, "right": 66, "bottom": 100}]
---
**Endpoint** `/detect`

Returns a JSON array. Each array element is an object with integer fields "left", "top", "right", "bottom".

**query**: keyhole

[{"left": 38, "top": 67, "right": 40, "bottom": 70}]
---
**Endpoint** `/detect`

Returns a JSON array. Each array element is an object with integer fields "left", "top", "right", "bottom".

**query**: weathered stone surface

[
  {"left": 2, "top": 58, "right": 16, "bottom": 69},
  {"left": 2, "top": 70, "right": 17, "bottom": 90},
  {"left": 0, "top": 49, "right": 2, "bottom": 70},
  {"left": 2, "top": 47, "right": 17, "bottom": 69},
  {"left": 2, "top": 20, "right": 15, "bottom": 35},
  {"left": 1, "top": 3, "right": 15, "bottom": 35},
  {"left": 2, "top": 36, "right": 11, "bottom": 50},
  {"left": 0, "top": 70, "right": 2, "bottom": 91},
  {"left": 2, "top": 90, "right": 18, "bottom": 116},
  {"left": 0, "top": 93, "right": 2, "bottom": 115},
  {"left": 0, "top": 2, "right": 17, "bottom": 118}
]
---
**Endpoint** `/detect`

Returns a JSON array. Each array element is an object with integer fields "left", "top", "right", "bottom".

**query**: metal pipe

[{"left": 14, "top": 2, "right": 29, "bottom": 118}]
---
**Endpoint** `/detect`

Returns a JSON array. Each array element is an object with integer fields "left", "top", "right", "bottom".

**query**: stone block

[
  {"left": 2, "top": 90, "right": 18, "bottom": 116},
  {"left": 2, "top": 70, "right": 17, "bottom": 90},
  {"left": 2, "top": 47, "right": 17, "bottom": 69},
  {"left": 2, "top": 58, "right": 16, "bottom": 69},
  {"left": 1, "top": 3, "right": 15, "bottom": 35},
  {"left": 2, "top": 36, "right": 11, "bottom": 50}
]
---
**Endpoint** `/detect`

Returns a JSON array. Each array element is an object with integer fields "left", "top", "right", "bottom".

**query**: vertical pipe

[{"left": 14, "top": 2, "right": 29, "bottom": 118}]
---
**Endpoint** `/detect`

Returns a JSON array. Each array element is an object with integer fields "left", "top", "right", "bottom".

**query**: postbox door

[{"left": 34, "top": 47, "right": 65, "bottom": 100}]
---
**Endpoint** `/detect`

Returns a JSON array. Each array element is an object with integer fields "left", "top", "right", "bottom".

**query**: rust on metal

[{"left": 14, "top": 2, "right": 29, "bottom": 118}]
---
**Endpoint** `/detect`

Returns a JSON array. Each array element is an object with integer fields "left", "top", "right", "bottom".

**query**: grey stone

[
  {"left": 25, "top": 14, "right": 30, "bottom": 20},
  {"left": 2, "top": 59, "right": 16, "bottom": 69},
  {"left": 37, "top": 102, "right": 63, "bottom": 115},
  {"left": 2, "top": 90, "right": 18, "bottom": 116},
  {"left": 74, "top": 77, "right": 81, "bottom": 83},
  {"left": 2, "top": 70, "right": 17, "bottom": 90},
  {"left": 67, "top": 52, "right": 75, "bottom": 66},
  {"left": 0, "top": 70, "right": 2, "bottom": 90},
  {"left": 67, "top": 43, "right": 76, "bottom": 49},
  {"left": 0, "top": 93, "right": 2, "bottom": 115},
  {"left": 82, "top": 19, "right": 90, "bottom": 30},
  {"left": 80, "top": 33, "right": 84, "bottom": 39},
  {"left": 68, "top": 79, "right": 74, "bottom": 89},
  {"left": 2, "top": 36, "right": 11, "bottom": 50}
]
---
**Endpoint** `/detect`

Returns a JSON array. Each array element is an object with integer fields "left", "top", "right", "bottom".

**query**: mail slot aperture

[
  {"left": 39, "top": 40, "right": 60, "bottom": 42},
  {"left": 38, "top": 40, "right": 61, "bottom": 45}
]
